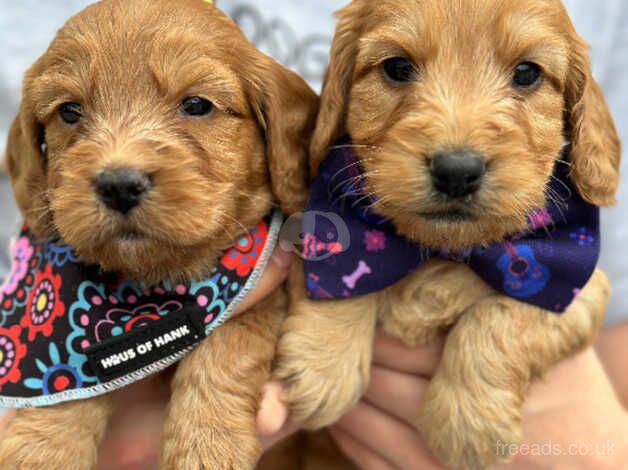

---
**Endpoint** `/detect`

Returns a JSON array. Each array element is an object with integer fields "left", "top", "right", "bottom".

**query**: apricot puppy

[
  {"left": 274, "top": 1, "right": 620, "bottom": 469},
  {"left": 0, "top": 0, "right": 317, "bottom": 468}
]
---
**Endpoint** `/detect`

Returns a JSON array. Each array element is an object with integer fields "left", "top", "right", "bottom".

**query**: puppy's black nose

[
  {"left": 430, "top": 150, "right": 486, "bottom": 198},
  {"left": 95, "top": 169, "right": 151, "bottom": 215}
]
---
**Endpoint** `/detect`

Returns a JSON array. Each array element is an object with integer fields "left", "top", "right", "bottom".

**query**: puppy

[
  {"left": 274, "top": 1, "right": 620, "bottom": 469},
  {"left": 0, "top": 0, "right": 317, "bottom": 468}
]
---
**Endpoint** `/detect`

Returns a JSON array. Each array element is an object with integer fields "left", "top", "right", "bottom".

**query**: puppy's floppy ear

[
  {"left": 6, "top": 65, "right": 51, "bottom": 235},
  {"left": 246, "top": 56, "right": 319, "bottom": 215},
  {"left": 310, "top": 2, "right": 365, "bottom": 175},
  {"left": 565, "top": 32, "right": 621, "bottom": 207}
]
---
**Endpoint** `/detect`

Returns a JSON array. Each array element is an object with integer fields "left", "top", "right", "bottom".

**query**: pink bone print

[{"left": 343, "top": 261, "right": 372, "bottom": 290}]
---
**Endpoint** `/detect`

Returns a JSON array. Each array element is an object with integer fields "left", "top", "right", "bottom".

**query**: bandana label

[
  {"left": 303, "top": 139, "right": 601, "bottom": 313},
  {"left": 85, "top": 308, "right": 206, "bottom": 382}
]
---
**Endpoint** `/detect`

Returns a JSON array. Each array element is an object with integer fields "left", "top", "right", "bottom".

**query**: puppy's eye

[
  {"left": 181, "top": 96, "right": 213, "bottom": 117},
  {"left": 513, "top": 62, "right": 542, "bottom": 88},
  {"left": 58, "top": 102, "right": 83, "bottom": 125},
  {"left": 382, "top": 57, "right": 416, "bottom": 83}
]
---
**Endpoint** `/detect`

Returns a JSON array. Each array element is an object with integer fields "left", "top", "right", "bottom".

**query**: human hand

[
  {"left": 327, "top": 329, "right": 628, "bottom": 470},
  {"left": 0, "top": 245, "right": 295, "bottom": 470},
  {"left": 329, "top": 332, "right": 448, "bottom": 469},
  {"left": 597, "top": 322, "right": 628, "bottom": 408},
  {"left": 89, "top": 319, "right": 628, "bottom": 470}
]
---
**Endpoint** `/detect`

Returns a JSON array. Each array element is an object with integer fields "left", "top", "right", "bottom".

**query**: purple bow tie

[{"left": 302, "top": 139, "right": 601, "bottom": 313}]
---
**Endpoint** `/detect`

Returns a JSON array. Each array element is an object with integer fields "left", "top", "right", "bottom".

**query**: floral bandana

[
  {"left": 303, "top": 140, "right": 601, "bottom": 313},
  {"left": 0, "top": 210, "right": 282, "bottom": 407}
]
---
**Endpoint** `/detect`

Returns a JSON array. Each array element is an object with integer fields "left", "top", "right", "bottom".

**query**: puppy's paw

[
  {"left": 417, "top": 377, "right": 522, "bottom": 470},
  {"left": 161, "top": 427, "right": 260, "bottom": 470},
  {"left": 273, "top": 318, "right": 372, "bottom": 429},
  {"left": 0, "top": 432, "right": 98, "bottom": 470}
]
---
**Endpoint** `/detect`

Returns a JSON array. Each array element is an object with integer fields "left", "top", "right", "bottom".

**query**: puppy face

[
  {"left": 6, "top": 0, "right": 317, "bottom": 282},
  {"left": 313, "top": 0, "right": 620, "bottom": 250}
]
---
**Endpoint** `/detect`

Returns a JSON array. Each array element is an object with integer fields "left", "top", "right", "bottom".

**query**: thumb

[
  {"left": 257, "top": 381, "right": 300, "bottom": 451},
  {"left": 233, "top": 246, "right": 293, "bottom": 317}
]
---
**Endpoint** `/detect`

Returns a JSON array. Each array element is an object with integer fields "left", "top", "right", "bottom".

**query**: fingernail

[{"left": 272, "top": 245, "right": 293, "bottom": 269}]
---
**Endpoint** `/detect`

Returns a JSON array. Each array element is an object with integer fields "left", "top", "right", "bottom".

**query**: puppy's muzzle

[
  {"left": 95, "top": 168, "right": 151, "bottom": 215},
  {"left": 429, "top": 150, "right": 486, "bottom": 199}
]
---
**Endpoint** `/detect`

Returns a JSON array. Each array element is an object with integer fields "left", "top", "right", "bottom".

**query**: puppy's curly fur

[
  {"left": 274, "top": 1, "right": 620, "bottom": 469},
  {"left": 2, "top": 0, "right": 317, "bottom": 468}
]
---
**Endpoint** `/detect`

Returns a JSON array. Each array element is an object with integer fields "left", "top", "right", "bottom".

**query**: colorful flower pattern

[
  {"left": 0, "top": 325, "right": 27, "bottom": 389},
  {"left": 3, "top": 237, "right": 33, "bottom": 295},
  {"left": 570, "top": 227, "right": 595, "bottom": 247},
  {"left": 528, "top": 209, "right": 553, "bottom": 230},
  {"left": 21, "top": 264, "right": 65, "bottom": 341},
  {"left": 24, "top": 343, "right": 82, "bottom": 395},
  {"left": 221, "top": 221, "right": 268, "bottom": 277},
  {"left": 0, "top": 213, "right": 277, "bottom": 405},
  {"left": 364, "top": 230, "right": 386, "bottom": 252},
  {"left": 0, "top": 237, "right": 40, "bottom": 326},
  {"left": 44, "top": 240, "right": 79, "bottom": 267}
]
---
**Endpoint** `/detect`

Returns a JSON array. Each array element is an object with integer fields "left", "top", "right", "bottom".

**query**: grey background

[{"left": 0, "top": 0, "right": 626, "bottom": 324}]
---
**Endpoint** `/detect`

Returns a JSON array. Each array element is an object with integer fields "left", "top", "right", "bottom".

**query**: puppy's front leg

[
  {"left": 160, "top": 293, "right": 285, "bottom": 470},
  {"left": 273, "top": 262, "right": 378, "bottom": 430},
  {"left": 418, "top": 269, "right": 610, "bottom": 470},
  {"left": 381, "top": 260, "right": 493, "bottom": 347},
  {"left": 0, "top": 395, "right": 113, "bottom": 470}
]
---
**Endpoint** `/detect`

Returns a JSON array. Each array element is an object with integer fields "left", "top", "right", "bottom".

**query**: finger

[
  {"left": 257, "top": 382, "right": 290, "bottom": 437},
  {"left": 233, "top": 246, "right": 293, "bottom": 316},
  {"left": 329, "top": 428, "right": 397, "bottom": 470},
  {"left": 257, "top": 382, "right": 302, "bottom": 451},
  {"left": 97, "top": 376, "right": 169, "bottom": 470},
  {"left": 363, "top": 365, "right": 429, "bottom": 427},
  {"left": 524, "top": 349, "right": 620, "bottom": 414},
  {"left": 596, "top": 324, "right": 628, "bottom": 408},
  {"left": 98, "top": 407, "right": 162, "bottom": 470},
  {"left": 372, "top": 331, "right": 444, "bottom": 377},
  {"left": 334, "top": 401, "right": 446, "bottom": 470},
  {"left": 98, "top": 456, "right": 158, "bottom": 470}
]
